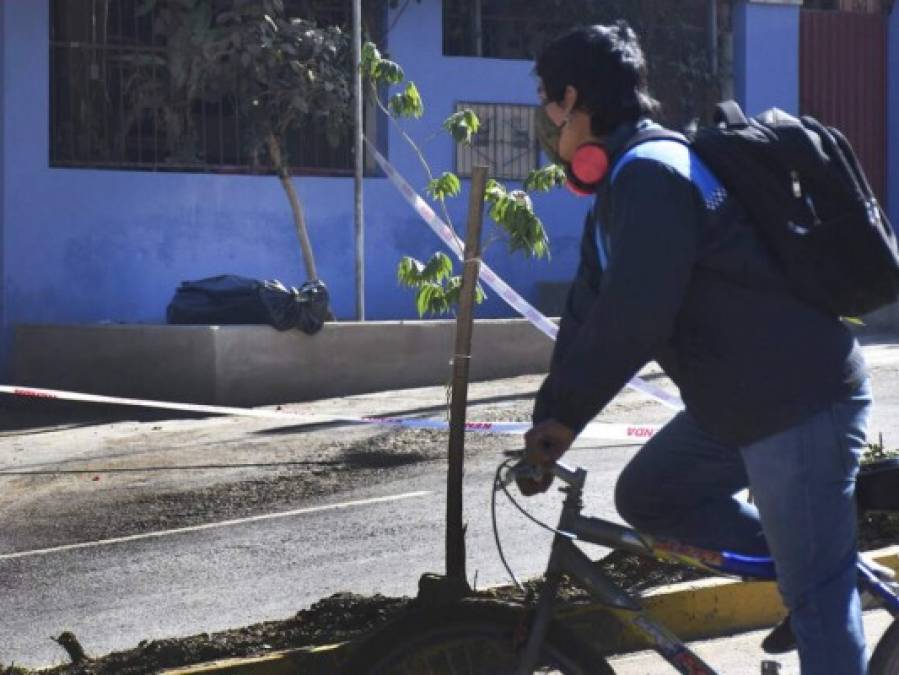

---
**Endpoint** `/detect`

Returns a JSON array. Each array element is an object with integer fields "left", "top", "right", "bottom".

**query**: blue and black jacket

[{"left": 533, "top": 121, "right": 867, "bottom": 446}]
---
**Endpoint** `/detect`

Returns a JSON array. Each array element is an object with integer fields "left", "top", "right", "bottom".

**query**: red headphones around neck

[{"left": 566, "top": 142, "right": 610, "bottom": 196}]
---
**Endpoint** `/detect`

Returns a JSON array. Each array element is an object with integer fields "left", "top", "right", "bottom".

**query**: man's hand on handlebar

[{"left": 517, "top": 419, "right": 576, "bottom": 496}]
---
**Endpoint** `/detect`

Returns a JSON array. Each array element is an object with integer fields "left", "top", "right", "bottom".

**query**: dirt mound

[
  {"left": 4, "top": 550, "right": 712, "bottom": 675},
  {"left": 9, "top": 593, "right": 405, "bottom": 675}
]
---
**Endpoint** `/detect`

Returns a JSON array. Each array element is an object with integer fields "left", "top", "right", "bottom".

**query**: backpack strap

[
  {"left": 591, "top": 129, "right": 730, "bottom": 270},
  {"left": 611, "top": 137, "right": 728, "bottom": 211}
]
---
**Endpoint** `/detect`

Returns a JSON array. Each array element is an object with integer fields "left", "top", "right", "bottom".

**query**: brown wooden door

[{"left": 800, "top": 10, "right": 888, "bottom": 203}]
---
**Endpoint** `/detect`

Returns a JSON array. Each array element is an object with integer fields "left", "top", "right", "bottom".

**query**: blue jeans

[{"left": 614, "top": 380, "right": 872, "bottom": 675}]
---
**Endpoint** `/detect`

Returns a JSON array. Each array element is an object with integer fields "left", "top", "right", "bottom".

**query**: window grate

[
  {"left": 455, "top": 103, "right": 538, "bottom": 182},
  {"left": 443, "top": 0, "right": 724, "bottom": 131},
  {"left": 49, "top": 0, "right": 384, "bottom": 175}
]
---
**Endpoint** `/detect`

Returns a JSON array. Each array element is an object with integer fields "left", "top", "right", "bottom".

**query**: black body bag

[
  {"left": 691, "top": 101, "right": 899, "bottom": 317},
  {"left": 166, "top": 274, "right": 330, "bottom": 335}
]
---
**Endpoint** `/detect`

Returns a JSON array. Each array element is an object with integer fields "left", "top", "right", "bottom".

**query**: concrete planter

[{"left": 12, "top": 320, "right": 554, "bottom": 406}]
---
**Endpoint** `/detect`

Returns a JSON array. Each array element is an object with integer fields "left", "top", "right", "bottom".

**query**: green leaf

[
  {"left": 443, "top": 276, "right": 487, "bottom": 309},
  {"left": 397, "top": 252, "right": 453, "bottom": 287},
  {"left": 361, "top": 42, "right": 405, "bottom": 85},
  {"left": 484, "top": 179, "right": 506, "bottom": 204},
  {"left": 415, "top": 282, "right": 450, "bottom": 317},
  {"left": 443, "top": 277, "right": 462, "bottom": 310},
  {"left": 421, "top": 251, "right": 453, "bottom": 281},
  {"left": 397, "top": 256, "right": 426, "bottom": 287},
  {"left": 400, "top": 256, "right": 484, "bottom": 317},
  {"left": 426, "top": 172, "right": 462, "bottom": 201},
  {"left": 524, "top": 164, "right": 566, "bottom": 192},
  {"left": 375, "top": 60, "right": 405, "bottom": 85},
  {"left": 361, "top": 42, "right": 382, "bottom": 79},
  {"left": 489, "top": 190, "right": 550, "bottom": 259},
  {"left": 388, "top": 81, "right": 423, "bottom": 119},
  {"left": 443, "top": 109, "right": 480, "bottom": 145},
  {"left": 474, "top": 283, "right": 487, "bottom": 304}
]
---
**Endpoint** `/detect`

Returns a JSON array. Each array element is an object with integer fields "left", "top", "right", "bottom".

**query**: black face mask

[{"left": 535, "top": 104, "right": 565, "bottom": 167}]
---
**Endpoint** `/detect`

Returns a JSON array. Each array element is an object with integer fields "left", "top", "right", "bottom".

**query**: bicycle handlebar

[{"left": 499, "top": 450, "right": 581, "bottom": 489}]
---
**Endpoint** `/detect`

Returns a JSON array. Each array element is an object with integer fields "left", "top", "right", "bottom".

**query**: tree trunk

[
  {"left": 266, "top": 134, "right": 319, "bottom": 281},
  {"left": 445, "top": 166, "right": 488, "bottom": 586}
]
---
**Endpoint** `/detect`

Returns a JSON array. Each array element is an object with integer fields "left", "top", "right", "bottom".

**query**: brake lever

[{"left": 497, "top": 459, "right": 545, "bottom": 490}]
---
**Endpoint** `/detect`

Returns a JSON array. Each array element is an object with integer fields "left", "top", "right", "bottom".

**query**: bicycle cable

[
  {"left": 497, "top": 463, "right": 574, "bottom": 538},
  {"left": 492, "top": 459, "right": 525, "bottom": 592},
  {"left": 492, "top": 459, "right": 578, "bottom": 593}
]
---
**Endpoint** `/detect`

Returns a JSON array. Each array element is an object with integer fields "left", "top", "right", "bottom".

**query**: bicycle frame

[{"left": 511, "top": 460, "right": 899, "bottom": 675}]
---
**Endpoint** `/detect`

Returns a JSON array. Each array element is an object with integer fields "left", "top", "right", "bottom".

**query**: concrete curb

[
  {"left": 162, "top": 545, "right": 899, "bottom": 674},
  {"left": 161, "top": 643, "right": 345, "bottom": 675}
]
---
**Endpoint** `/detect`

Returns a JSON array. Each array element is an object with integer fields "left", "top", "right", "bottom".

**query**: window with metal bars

[
  {"left": 454, "top": 103, "right": 538, "bottom": 181},
  {"left": 443, "top": 0, "right": 552, "bottom": 60},
  {"left": 804, "top": 0, "right": 891, "bottom": 11},
  {"left": 49, "top": 0, "right": 385, "bottom": 174},
  {"left": 443, "top": 1, "right": 724, "bottom": 131}
]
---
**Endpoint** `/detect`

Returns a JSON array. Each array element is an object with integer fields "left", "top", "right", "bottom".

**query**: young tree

[
  {"left": 138, "top": 0, "right": 353, "bottom": 289},
  {"left": 363, "top": 43, "right": 565, "bottom": 590},
  {"left": 361, "top": 43, "right": 564, "bottom": 317},
  {"left": 212, "top": 0, "right": 352, "bottom": 283}
]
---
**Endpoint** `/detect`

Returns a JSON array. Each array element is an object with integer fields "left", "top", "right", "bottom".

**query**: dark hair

[{"left": 535, "top": 22, "right": 660, "bottom": 137}]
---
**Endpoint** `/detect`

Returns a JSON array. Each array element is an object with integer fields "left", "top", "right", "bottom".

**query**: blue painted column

[
  {"left": 1, "top": 0, "right": 49, "bottom": 380},
  {"left": 0, "top": 1, "right": 7, "bottom": 380},
  {"left": 733, "top": 1, "right": 801, "bottom": 116},
  {"left": 889, "top": 5, "right": 898, "bottom": 223}
]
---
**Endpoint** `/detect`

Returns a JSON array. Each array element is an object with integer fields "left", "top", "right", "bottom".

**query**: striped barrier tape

[
  {"left": 0, "top": 385, "right": 660, "bottom": 442},
  {"left": 364, "top": 137, "right": 683, "bottom": 412},
  {"left": 0, "top": 147, "right": 685, "bottom": 446}
]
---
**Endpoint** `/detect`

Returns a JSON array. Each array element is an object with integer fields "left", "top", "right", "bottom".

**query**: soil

[
  {"left": 6, "top": 514, "right": 896, "bottom": 675},
  {"left": 0, "top": 549, "right": 709, "bottom": 675}
]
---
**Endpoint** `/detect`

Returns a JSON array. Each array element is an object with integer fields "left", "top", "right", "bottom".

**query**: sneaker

[{"left": 761, "top": 614, "right": 795, "bottom": 654}]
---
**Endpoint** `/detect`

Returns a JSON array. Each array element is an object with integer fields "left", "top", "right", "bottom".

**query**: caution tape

[
  {"left": 0, "top": 385, "right": 660, "bottom": 442},
  {"left": 0, "top": 146, "right": 686, "bottom": 445},
  {"left": 364, "top": 137, "right": 683, "bottom": 412}
]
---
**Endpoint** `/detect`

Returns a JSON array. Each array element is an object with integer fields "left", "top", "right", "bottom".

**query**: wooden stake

[{"left": 446, "top": 166, "right": 488, "bottom": 584}]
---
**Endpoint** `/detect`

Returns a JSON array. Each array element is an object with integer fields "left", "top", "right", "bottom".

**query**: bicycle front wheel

[
  {"left": 869, "top": 616, "right": 899, "bottom": 674},
  {"left": 341, "top": 598, "right": 612, "bottom": 675}
]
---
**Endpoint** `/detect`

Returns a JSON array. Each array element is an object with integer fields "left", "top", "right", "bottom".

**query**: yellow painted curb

[
  {"left": 161, "top": 643, "right": 345, "bottom": 675},
  {"left": 162, "top": 545, "right": 899, "bottom": 673}
]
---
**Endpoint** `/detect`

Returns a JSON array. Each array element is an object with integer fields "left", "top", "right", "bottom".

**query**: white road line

[{"left": 0, "top": 491, "right": 432, "bottom": 561}]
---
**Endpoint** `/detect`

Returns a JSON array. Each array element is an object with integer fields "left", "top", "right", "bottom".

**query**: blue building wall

[
  {"left": 3, "top": 0, "right": 896, "bottom": 381},
  {"left": 733, "top": 1, "right": 801, "bottom": 116},
  {"left": 0, "top": 0, "right": 6, "bottom": 375},
  {"left": 890, "top": 4, "right": 899, "bottom": 228},
  {"left": 0, "top": 0, "right": 587, "bottom": 378}
]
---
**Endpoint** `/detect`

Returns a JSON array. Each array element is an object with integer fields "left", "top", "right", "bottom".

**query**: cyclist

[{"left": 519, "top": 22, "right": 872, "bottom": 675}]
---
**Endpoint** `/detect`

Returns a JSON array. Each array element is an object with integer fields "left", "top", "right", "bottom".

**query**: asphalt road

[
  {"left": 0, "top": 440, "right": 634, "bottom": 667},
  {"left": 3, "top": 343, "right": 899, "bottom": 668}
]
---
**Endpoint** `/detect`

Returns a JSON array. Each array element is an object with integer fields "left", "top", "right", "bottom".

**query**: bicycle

[{"left": 342, "top": 450, "right": 899, "bottom": 674}]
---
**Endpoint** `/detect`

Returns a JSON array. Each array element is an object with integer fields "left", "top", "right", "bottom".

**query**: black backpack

[{"left": 688, "top": 100, "right": 899, "bottom": 317}]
